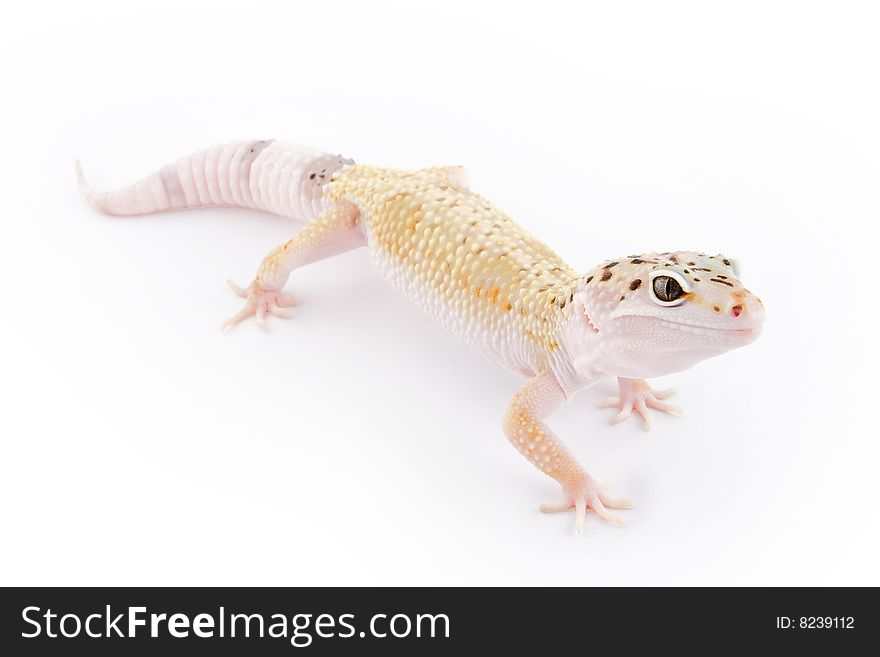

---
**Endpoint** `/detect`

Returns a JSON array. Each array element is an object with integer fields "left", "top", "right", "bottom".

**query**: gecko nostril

[{"left": 731, "top": 304, "right": 743, "bottom": 318}]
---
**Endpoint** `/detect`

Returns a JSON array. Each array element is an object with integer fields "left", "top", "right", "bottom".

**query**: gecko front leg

[
  {"left": 223, "top": 203, "right": 364, "bottom": 331},
  {"left": 503, "top": 372, "right": 631, "bottom": 534},
  {"left": 601, "top": 377, "right": 683, "bottom": 431}
]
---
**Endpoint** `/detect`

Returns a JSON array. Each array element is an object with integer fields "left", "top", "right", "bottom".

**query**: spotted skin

[{"left": 80, "top": 143, "right": 765, "bottom": 535}]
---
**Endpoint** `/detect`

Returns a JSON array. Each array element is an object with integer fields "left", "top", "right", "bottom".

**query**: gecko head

[{"left": 571, "top": 252, "right": 765, "bottom": 379}]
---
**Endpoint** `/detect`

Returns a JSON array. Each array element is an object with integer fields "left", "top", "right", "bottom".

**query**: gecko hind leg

[{"left": 223, "top": 203, "right": 364, "bottom": 332}]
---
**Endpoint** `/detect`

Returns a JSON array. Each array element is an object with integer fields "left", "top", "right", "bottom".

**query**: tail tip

[
  {"left": 75, "top": 159, "right": 89, "bottom": 192},
  {"left": 75, "top": 159, "right": 105, "bottom": 212}
]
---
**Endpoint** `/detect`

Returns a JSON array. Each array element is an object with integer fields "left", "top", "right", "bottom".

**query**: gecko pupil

[{"left": 653, "top": 275, "right": 683, "bottom": 302}]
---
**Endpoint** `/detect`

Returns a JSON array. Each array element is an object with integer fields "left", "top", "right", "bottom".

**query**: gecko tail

[
  {"left": 75, "top": 160, "right": 109, "bottom": 214},
  {"left": 75, "top": 140, "right": 353, "bottom": 222}
]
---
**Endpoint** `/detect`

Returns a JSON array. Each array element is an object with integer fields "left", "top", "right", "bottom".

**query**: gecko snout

[{"left": 727, "top": 292, "right": 765, "bottom": 328}]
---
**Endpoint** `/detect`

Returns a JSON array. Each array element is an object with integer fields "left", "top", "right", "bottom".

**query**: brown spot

[
  {"left": 710, "top": 278, "right": 734, "bottom": 287},
  {"left": 586, "top": 276, "right": 594, "bottom": 284},
  {"left": 503, "top": 301, "right": 513, "bottom": 312},
  {"left": 619, "top": 295, "right": 625, "bottom": 301},
  {"left": 687, "top": 261, "right": 695, "bottom": 266},
  {"left": 718, "top": 274, "right": 728, "bottom": 279},
  {"left": 309, "top": 173, "right": 316, "bottom": 179},
  {"left": 694, "top": 277, "right": 701, "bottom": 282},
  {"left": 600, "top": 270, "right": 613, "bottom": 282},
  {"left": 722, "top": 258, "right": 731, "bottom": 266},
  {"left": 670, "top": 255, "right": 679, "bottom": 263},
  {"left": 629, "top": 279, "right": 642, "bottom": 291},
  {"left": 603, "top": 261, "right": 619, "bottom": 269},
  {"left": 630, "top": 258, "right": 644, "bottom": 264},
  {"left": 713, "top": 305, "right": 721, "bottom": 313}
]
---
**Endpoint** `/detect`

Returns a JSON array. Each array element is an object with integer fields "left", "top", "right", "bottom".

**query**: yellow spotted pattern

[{"left": 327, "top": 165, "right": 581, "bottom": 375}]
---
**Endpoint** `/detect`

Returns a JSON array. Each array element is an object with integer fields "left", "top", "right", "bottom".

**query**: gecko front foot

[
  {"left": 222, "top": 279, "right": 295, "bottom": 332},
  {"left": 601, "top": 378, "right": 683, "bottom": 431},
  {"left": 540, "top": 482, "right": 632, "bottom": 535}
]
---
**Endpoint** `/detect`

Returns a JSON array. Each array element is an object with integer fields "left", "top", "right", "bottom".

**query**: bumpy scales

[{"left": 78, "top": 140, "right": 765, "bottom": 534}]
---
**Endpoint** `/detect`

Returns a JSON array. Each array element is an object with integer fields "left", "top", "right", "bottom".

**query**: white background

[{"left": 2, "top": 0, "right": 878, "bottom": 586}]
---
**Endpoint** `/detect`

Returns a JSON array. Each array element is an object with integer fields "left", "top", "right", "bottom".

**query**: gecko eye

[
  {"left": 648, "top": 270, "right": 691, "bottom": 307},
  {"left": 653, "top": 276, "right": 682, "bottom": 302}
]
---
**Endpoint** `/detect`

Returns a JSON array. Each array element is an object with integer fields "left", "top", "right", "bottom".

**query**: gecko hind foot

[
  {"left": 540, "top": 483, "right": 632, "bottom": 535},
  {"left": 222, "top": 279, "right": 295, "bottom": 332},
  {"left": 601, "top": 378, "right": 682, "bottom": 431}
]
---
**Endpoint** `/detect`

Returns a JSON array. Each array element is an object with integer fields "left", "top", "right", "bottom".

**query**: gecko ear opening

[{"left": 571, "top": 283, "right": 600, "bottom": 334}]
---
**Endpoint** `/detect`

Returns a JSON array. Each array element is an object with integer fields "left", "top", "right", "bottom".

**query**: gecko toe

[
  {"left": 590, "top": 495, "right": 625, "bottom": 526},
  {"left": 270, "top": 301, "right": 292, "bottom": 318},
  {"left": 574, "top": 497, "right": 587, "bottom": 535},
  {"left": 653, "top": 388, "right": 677, "bottom": 400},
  {"left": 274, "top": 294, "right": 296, "bottom": 308},
  {"left": 611, "top": 403, "right": 633, "bottom": 424},
  {"left": 539, "top": 500, "right": 572, "bottom": 513},
  {"left": 598, "top": 485, "right": 633, "bottom": 510},
  {"left": 227, "top": 279, "right": 248, "bottom": 298},
  {"left": 634, "top": 399, "right": 652, "bottom": 431},
  {"left": 646, "top": 399, "right": 684, "bottom": 416}
]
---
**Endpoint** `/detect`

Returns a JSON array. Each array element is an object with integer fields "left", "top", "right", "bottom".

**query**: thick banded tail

[{"left": 76, "top": 140, "right": 353, "bottom": 222}]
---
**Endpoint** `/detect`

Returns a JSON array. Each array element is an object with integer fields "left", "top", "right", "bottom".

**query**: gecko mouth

[{"left": 652, "top": 317, "right": 759, "bottom": 336}]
